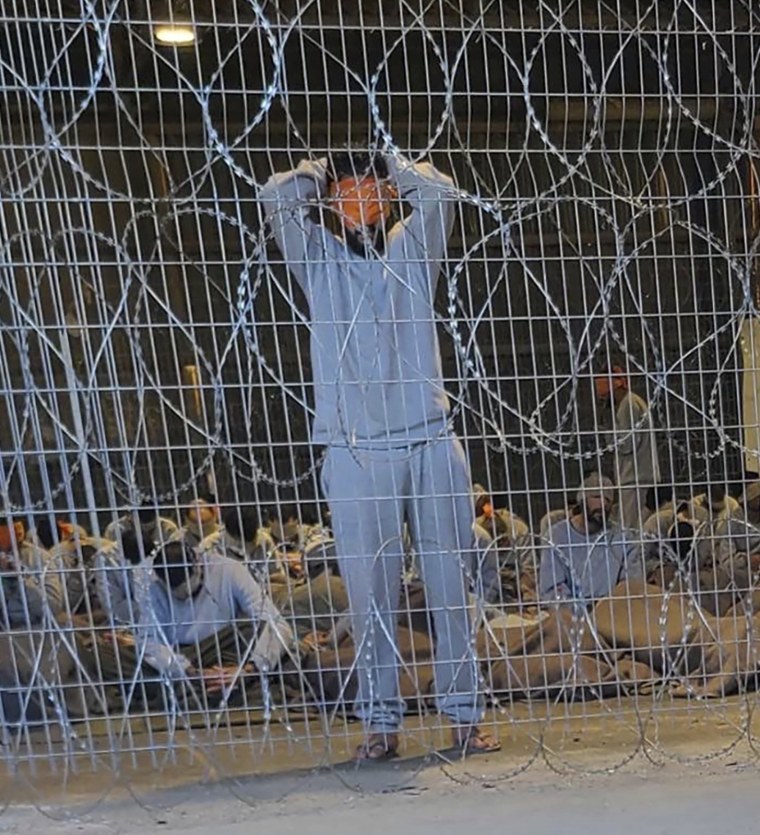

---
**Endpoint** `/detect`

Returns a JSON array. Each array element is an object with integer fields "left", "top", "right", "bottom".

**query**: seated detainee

[
  {"left": 31, "top": 517, "right": 88, "bottom": 552},
  {"left": 236, "top": 511, "right": 349, "bottom": 643},
  {"left": 0, "top": 556, "right": 43, "bottom": 630},
  {"left": 539, "top": 473, "right": 642, "bottom": 606},
  {"left": 659, "top": 520, "right": 744, "bottom": 616},
  {"left": 262, "top": 506, "right": 336, "bottom": 585},
  {"left": 93, "top": 531, "right": 151, "bottom": 626},
  {"left": 302, "top": 524, "right": 340, "bottom": 578},
  {"left": 206, "top": 507, "right": 275, "bottom": 578},
  {"left": 1, "top": 520, "right": 65, "bottom": 618},
  {"left": 473, "top": 484, "right": 529, "bottom": 545},
  {"left": 0, "top": 547, "right": 95, "bottom": 724},
  {"left": 265, "top": 506, "right": 338, "bottom": 574},
  {"left": 133, "top": 541, "right": 295, "bottom": 691},
  {"left": 181, "top": 499, "right": 220, "bottom": 547},
  {"left": 5, "top": 519, "right": 50, "bottom": 571},
  {"left": 471, "top": 522, "right": 501, "bottom": 605},
  {"left": 687, "top": 484, "right": 742, "bottom": 535},
  {"left": 30, "top": 516, "right": 114, "bottom": 611},
  {"left": 649, "top": 487, "right": 746, "bottom": 562},
  {"left": 275, "top": 532, "right": 349, "bottom": 643},
  {"left": 105, "top": 502, "right": 180, "bottom": 547},
  {"left": 471, "top": 485, "right": 531, "bottom": 605},
  {"left": 659, "top": 484, "right": 740, "bottom": 532},
  {"left": 268, "top": 506, "right": 312, "bottom": 551},
  {"left": 687, "top": 484, "right": 747, "bottom": 559}
]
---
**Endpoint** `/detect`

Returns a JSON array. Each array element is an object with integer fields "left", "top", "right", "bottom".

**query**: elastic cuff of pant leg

[
  {"left": 442, "top": 705, "right": 485, "bottom": 726},
  {"left": 357, "top": 712, "right": 403, "bottom": 734}
]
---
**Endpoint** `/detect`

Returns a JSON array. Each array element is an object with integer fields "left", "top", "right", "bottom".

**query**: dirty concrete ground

[{"left": 1, "top": 697, "right": 758, "bottom": 834}]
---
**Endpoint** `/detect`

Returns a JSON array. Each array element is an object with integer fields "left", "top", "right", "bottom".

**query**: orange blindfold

[
  {"left": 0, "top": 522, "right": 24, "bottom": 552},
  {"left": 328, "top": 176, "right": 396, "bottom": 230},
  {"left": 187, "top": 503, "right": 219, "bottom": 526},
  {"left": 594, "top": 365, "right": 627, "bottom": 399},
  {"left": 57, "top": 520, "right": 76, "bottom": 539}
]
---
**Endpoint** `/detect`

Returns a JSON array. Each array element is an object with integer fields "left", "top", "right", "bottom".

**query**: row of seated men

[{"left": 2, "top": 475, "right": 760, "bottom": 723}]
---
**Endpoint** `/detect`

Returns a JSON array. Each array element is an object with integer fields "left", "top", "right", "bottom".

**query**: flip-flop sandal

[
  {"left": 454, "top": 729, "right": 502, "bottom": 756},
  {"left": 354, "top": 735, "right": 400, "bottom": 762}
]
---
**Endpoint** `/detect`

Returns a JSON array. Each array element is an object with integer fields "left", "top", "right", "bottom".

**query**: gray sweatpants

[{"left": 321, "top": 435, "right": 483, "bottom": 733}]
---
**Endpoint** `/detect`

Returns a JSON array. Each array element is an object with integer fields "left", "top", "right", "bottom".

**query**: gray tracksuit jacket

[
  {"left": 135, "top": 552, "right": 295, "bottom": 677},
  {"left": 259, "top": 153, "right": 456, "bottom": 448},
  {"left": 539, "top": 518, "right": 642, "bottom": 604}
]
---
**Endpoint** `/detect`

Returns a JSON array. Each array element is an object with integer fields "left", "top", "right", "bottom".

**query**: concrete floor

[{"left": 2, "top": 697, "right": 759, "bottom": 833}]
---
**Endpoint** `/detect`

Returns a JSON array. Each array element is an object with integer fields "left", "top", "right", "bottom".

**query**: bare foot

[
  {"left": 354, "top": 732, "right": 400, "bottom": 762},
  {"left": 451, "top": 726, "right": 501, "bottom": 755}
]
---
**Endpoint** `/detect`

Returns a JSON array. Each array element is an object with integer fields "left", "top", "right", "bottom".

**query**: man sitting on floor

[
  {"left": 539, "top": 473, "right": 642, "bottom": 607},
  {"left": 0, "top": 542, "right": 98, "bottom": 724},
  {"left": 274, "top": 529, "right": 350, "bottom": 644},
  {"left": 473, "top": 484, "right": 530, "bottom": 545},
  {"left": 472, "top": 484, "right": 534, "bottom": 606},
  {"left": 27, "top": 516, "right": 110, "bottom": 616},
  {"left": 3, "top": 519, "right": 70, "bottom": 616},
  {"left": 132, "top": 540, "right": 296, "bottom": 697},
  {"left": 644, "top": 483, "right": 751, "bottom": 564}
]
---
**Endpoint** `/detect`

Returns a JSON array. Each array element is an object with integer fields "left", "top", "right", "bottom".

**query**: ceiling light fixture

[{"left": 153, "top": 1, "right": 197, "bottom": 46}]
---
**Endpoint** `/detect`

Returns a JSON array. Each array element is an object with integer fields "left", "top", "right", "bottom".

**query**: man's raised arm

[
  {"left": 386, "top": 153, "right": 457, "bottom": 274},
  {"left": 259, "top": 158, "right": 328, "bottom": 285}
]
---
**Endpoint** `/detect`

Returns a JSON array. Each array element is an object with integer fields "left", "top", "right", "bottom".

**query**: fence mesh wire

[{"left": 1, "top": 0, "right": 760, "bottom": 806}]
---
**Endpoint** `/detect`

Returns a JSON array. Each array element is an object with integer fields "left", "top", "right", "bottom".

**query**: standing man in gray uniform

[
  {"left": 260, "top": 149, "right": 499, "bottom": 759},
  {"left": 595, "top": 366, "right": 660, "bottom": 531}
]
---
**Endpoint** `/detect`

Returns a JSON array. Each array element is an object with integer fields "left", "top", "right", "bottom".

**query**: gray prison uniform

[
  {"left": 42, "top": 535, "right": 111, "bottom": 614},
  {"left": 0, "top": 577, "right": 44, "bottom": 630},
  {"left": 609, "top": 391, "right": 660, "bottom": 531},
  {"left": 15, "top": 542, "right": 66, "bottom": 619},
  {"left": 134, "top": 551, "right": 295, "bottom": 678},
  {"left": 92, "top": 541, "right": 142, "bottom": 626},
  {"left": 539, "top": 518, "right": 642, "bottom": 606},
  {"left": 261, "top": 154, "right": 482, "bottom": 733}
]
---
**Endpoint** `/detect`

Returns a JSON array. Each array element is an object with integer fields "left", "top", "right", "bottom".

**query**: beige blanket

[{"left": 480, "top": 581, "right": 760, "bottom": 699}]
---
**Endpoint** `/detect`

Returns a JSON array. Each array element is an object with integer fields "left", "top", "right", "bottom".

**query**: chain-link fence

[{"left": 1, "top": 0, "right": 760, "bottom": 807}]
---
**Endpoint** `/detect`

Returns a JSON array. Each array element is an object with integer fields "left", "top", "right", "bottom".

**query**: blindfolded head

[
  {"left": 327, "top": 150, "right": 396, "bottom": 239},
  {"left": 594, "top": 365, "right": 628, "bottom": 401},
  {"left": 184, "top": 500, "right": 219, "bottom": 536},
  {"left": 327, "top": 175, "right": 396, "bottom": 231},
  {"left": 667, "top": 520, "right": 696, "bottom": 563},
  {"left": 154, "top": 541, "right": 203, "bottom": 601},
  {"left": 0, "top": 522, "right": 24, "bottom": 552}
]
